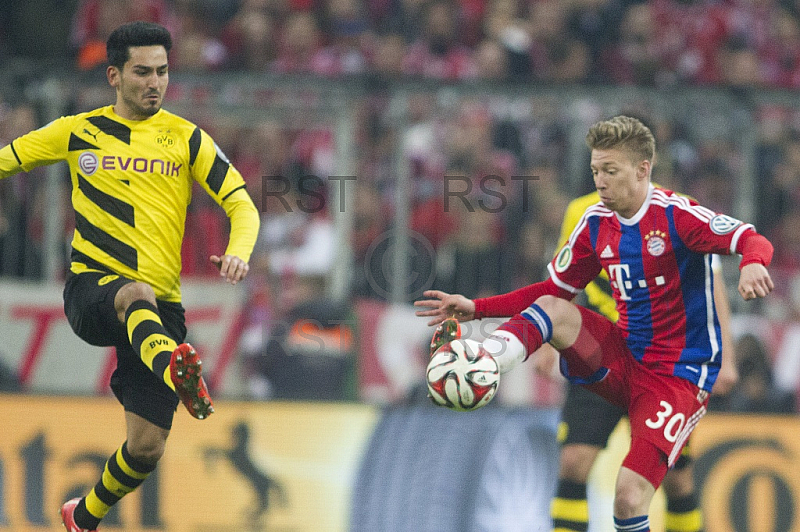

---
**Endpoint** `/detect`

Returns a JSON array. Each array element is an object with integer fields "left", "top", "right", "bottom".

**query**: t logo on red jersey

[{"left": 609, "top": 263, "right": 632, "bottom": 300}]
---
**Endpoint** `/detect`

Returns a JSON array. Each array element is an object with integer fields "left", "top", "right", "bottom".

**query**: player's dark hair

[
  {"left": 106, "top": 21, "right": 172, "bottom": 69},
  {"left": 585, "top": 115, "right": 656, "bottom": 164}
]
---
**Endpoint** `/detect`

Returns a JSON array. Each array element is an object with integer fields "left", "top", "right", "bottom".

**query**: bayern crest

[{"left": 645, "top": 230, "right": 667, "bottom": 256}]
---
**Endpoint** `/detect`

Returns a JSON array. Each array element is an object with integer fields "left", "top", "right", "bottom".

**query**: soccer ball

[{"left": 426, "top": 338, "right": 499, "bottom": 411}]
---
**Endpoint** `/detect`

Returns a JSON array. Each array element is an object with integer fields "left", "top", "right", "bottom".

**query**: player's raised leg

[
  {"left": 483, "top": 295, "right": 589, "bottom": 377},
  {"left": 485, "top": 296, "right": 662, "bottom": 530},
  {"left": 116, "top": 282, "right": 177, "bottom": 387},
  {"left": 116, "top": 282, "right": 213, "bottom": 419}
]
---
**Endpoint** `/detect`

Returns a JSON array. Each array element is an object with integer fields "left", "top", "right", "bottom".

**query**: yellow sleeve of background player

[
  {"left": 584, "top": 281, "right": 619, "bottom": 321},
  {"left": 558, "top": 191, "right": 618, "bottom": 322},
  {"left": 558, "top": 195, "right": 590, "bottom": 246},
  {"left": 0, "top": 144, "right": 23, "bottom": 178}
]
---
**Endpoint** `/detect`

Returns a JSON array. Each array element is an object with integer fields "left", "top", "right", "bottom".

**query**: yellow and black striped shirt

[{"left": 0, "top": 105, "right": 259, "bottom": 302}]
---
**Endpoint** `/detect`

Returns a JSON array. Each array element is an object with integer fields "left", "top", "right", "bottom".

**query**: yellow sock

[
  {"left": 552, "top": 480, "right": 589, "bottom": 532},
  {"left": 75, "top": 442, "right": 155, "bottom": 529},
  {"left": 125, "top": 300, "right": 177, "bottom": 390},
  {"left": 666, "top": 494, "right": 703, "bottom": 532}
]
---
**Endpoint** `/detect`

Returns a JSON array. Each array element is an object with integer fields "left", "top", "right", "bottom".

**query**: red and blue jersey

[{"left": 550, "top": 185, "right": 753, "bottom": 391}]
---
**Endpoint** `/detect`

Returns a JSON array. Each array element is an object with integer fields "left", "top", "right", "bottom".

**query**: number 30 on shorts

[{"left": 644, "top": 400, "right": 686, "bottom": 443}]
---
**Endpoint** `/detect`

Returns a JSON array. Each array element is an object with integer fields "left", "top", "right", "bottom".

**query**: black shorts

[
  {"left": 559, "top": 383, "right": 626, "bottom": 448},
  {"left": 63, "top": 264, "right": 186, "bottom": 430},
  {"left": 558, "top": 383, "right": 692, "bottom": 469}
]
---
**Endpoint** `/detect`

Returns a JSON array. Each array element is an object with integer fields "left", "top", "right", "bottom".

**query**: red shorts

[{"left": 559, "top": 306, "right": 709, "bottom": 471}]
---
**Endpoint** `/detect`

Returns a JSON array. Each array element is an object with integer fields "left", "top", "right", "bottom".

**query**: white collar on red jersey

[{"left": 615, "top": 183, "right": 655, "bottom": 226}]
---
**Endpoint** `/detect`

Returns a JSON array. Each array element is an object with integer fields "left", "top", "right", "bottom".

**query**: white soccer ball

[{"left": 426, "top": 338, "right": 500, "bottom": 411}]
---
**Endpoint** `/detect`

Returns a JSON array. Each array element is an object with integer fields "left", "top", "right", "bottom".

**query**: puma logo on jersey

[{"left": 83, "top": 128, "right": 100, "bottom": 141}]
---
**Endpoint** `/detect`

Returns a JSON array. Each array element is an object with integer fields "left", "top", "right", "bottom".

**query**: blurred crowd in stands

[
  {"left": 0, "top": 0, "right": 799, "bottom": 409},
  {"left": 5, "top": 0, "right": 800, "bottom": 86},
  {"left": 5, "top": 0, "right": 800, "bottom": 87}
]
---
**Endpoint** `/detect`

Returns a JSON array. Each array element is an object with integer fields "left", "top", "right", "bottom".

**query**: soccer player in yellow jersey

[
  {"left": 0, "top": 22, "right": 260, "bottom": 532},
  {"left": 547, "top": 188, "right": 737, "bottom": 532}
]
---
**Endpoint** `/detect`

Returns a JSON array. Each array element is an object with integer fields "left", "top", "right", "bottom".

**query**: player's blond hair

[{"left": 585, "top": 116, "right": 656, "bottom": 164}]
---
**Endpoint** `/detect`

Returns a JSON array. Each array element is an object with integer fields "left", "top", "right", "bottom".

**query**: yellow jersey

[{"left": 0, "top": 105, "right": 259, "bottom": 301}]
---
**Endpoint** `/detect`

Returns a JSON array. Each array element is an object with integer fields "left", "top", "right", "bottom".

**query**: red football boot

[
  {"left": 60, "top": 498, "right": 97, "bottom": 532},
  {"left": 170, "top": 343, "right": 214, "bottom": 419}
]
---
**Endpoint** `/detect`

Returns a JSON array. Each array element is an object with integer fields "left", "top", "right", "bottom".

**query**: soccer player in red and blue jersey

[{"left": 416, "top": 115, "right": 773, "bottom": 532}]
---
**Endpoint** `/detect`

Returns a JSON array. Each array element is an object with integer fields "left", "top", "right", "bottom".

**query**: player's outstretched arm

[
  {"left": 210, "top": 254, "right": 250, "bottom": 285},
  {"left": 414, "top": 290, "right": 476, "bottom": 326},
  {"left": 737, "top": 263, "right": 774, "bottom": 301}
]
